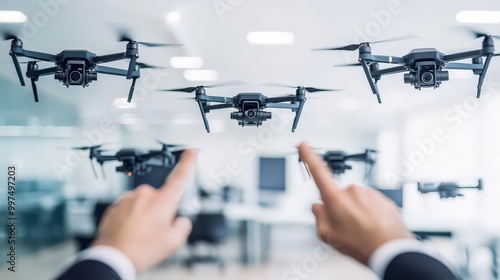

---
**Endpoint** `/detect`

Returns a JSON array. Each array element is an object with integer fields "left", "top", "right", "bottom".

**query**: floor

[{"left": 0, "top": 240, "right": 378, "bottom": 280}]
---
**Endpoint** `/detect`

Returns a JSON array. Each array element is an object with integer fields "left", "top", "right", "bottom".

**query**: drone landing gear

[
  {"left": 360, "top": 59, "right": 382, "bottom": 104},
  {"left": 476, "top": 54, "right": 493, "bottom": 98}
]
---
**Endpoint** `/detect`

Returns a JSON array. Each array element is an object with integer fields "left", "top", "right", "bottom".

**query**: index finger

[
  {"left": 298, "top": 142, "right": 342, "bottom": 202},
  {"left": 159, "top": 149, "right": 198, "bottom": 208}
]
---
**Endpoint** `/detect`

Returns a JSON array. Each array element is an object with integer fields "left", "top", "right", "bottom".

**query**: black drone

[
  {"left": 159, "top": 81, "right": 340, "bottom": 133},
  {"left": 315, "top": 31, "right": 499, "bottom": 103},
  {"left": 300, "top": 149, "right": 377, "bottom": 180},
  {"left": 4, "top": 32, "right": 179, "bottom": 102},
  {"left": 321, "top": 149, "right": 377, "bottom": 175},
  {"left": 73, "top": 141, "right": 182, "bottom": 178},
  {"left": 418, "top": 179, "right": 483, "bottom": 199}
]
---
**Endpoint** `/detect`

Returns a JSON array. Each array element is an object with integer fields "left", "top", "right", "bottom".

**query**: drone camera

[
  {"left": 55, "top": 60, "right": 97, "bottom": 87},
  {"left": 404, "top": 62, "right": 448, "bottom": 89},
  {"left": 230, "top": 101, "right": 272, "bottom": 127}
]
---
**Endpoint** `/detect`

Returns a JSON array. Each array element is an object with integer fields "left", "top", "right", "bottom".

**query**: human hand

[
  {"left": 298, "top": 142, "right": 414, "bottom": 265},
  {"left": 92, "top": 149, "right": 197, "bottom": 273}
]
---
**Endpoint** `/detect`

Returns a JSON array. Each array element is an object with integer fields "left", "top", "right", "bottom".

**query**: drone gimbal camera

[
  {"left": 73, "top": 141, "right": 182, "bottom": 179},
  {"left": 316, "top": 31, "right": 499, "bottom": 103},
  {"left": 159, "top": 81, "right": 340, "bottom": 133},
  {"left": 417, "top": 179, "right": 483, "bottom": 199},
  {"left": 4, "top": 32, "right": 178, "bottom": 102}
]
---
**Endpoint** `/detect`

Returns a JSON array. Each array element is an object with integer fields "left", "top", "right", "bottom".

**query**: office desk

[{"left": 224, "top": 204, "right": 484, "bottom": 267}]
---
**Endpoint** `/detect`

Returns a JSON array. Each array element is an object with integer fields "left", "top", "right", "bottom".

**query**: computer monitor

[
  {"left": 259, "top": 157, "right": 286, "bottom": 192},
  {"left": 377, "top": 188, "right": 403, "bottom": 208}
]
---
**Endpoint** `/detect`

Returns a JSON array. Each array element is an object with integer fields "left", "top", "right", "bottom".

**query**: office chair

[{"left": 184, "top": 212, "right": 228, "bottom": 270}]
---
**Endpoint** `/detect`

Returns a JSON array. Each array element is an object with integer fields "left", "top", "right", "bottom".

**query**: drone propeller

[
  {"left": 464, "top": 28, "right": 500, "bottom": 40},
  {"left": 313, "top": 35, "right": 416, "bottom": 51},
  {"left": 118, "top": 32, "right": 182, "bottom": 47},
  {"left": 334, "top": 63, "right": 362, "bottom": 67},
  {"left": 2, "top": 32, "right": 18, "bottom": 41},
  {"left": 136, "top": 62, "right": 165, "bottom": 69},
  {"left": 71, "top": 144, "right": 105, "bottom": 151},
  {"left": 158, "top": 80, "right": 246, "bottom": 93},
  {"left": 262, "top": 82, "right": 341, "bottom": 93}
]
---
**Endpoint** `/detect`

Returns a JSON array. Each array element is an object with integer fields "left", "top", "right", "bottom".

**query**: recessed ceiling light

[
  {"left": 247, "top": 32, "right": 295, "bottom": 45},
  {"left": 456, "top": 10, "right": 500, "bottom": 24},
  {"left": 170, "top": 56, "right": 203, "bottom": 69},
  {"left": 0, "top": 11, "right": 28, "bottom": 23},
  {"left": 183, "top": 70, "right": 219, "bottom": 82},
  {"left": 166, "top": 11, "right": 181, "bottom": 24}
]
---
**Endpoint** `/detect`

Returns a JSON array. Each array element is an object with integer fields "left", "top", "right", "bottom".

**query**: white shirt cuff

[
  {"left": 368, "top": 239, "right": 438, "bottom": 279},
  {"left": 75, "top": 245, "right": 137, "bottom": 280}
]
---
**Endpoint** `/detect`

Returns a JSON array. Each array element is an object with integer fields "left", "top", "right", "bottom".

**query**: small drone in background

[
  {"left": 3, "top": 31, "right": 179, "bottom": 102},
  {"left": 299, "top": 149, "right": 377, "bottom": 180},
  {"left": 159, "top": 81, "right": 341, "bottom": 133},
  {"left": 417, "top": 179, "right": 483, "bottom": 199},
  {"left": 73, "top": 141, "right": 183, "bottom": 178},
  {"left": 315, "top": 30, "right": 498, "bottom": 103}
]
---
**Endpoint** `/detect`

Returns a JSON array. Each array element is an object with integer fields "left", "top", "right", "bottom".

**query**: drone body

[
  {"left": 75, "top": 142, "right": 181, "bottom": 178},
  {"left": 5, "top": 33, "right": 176, "bottom": 103},
  {"left": 417, "top": 179, "right": 483, "bottom": 199},
  {"left": 319, "top": 33, "right": 497, "bottom": 103}
]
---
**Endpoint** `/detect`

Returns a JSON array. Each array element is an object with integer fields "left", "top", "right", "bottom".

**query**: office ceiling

[{"left": 0, "top": 0, "right": 499, "bottom": 132}]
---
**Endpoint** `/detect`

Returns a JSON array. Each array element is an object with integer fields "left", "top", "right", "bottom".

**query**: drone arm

[
  {"left": 444, "top": 63, "right": 483, "bottom": 70},
  {"left": 360, "top": 59, "right": 382, "bottom": 103},
  {"left": 476, "top": 54, "right": 493, "bottom": 98},
  {"left": 291, "top": 100, "right": 305, "bottom": 133},
  {"left": 266, "top": 96, "right": 296, "bottom": 103},
  {"left": 369, "top": 55, "right": 405, "bottom": 64},
  {"left": 345, "top": 153, "right": 368, "bottom": 162},
  {"left": 93, "top": 155, "right": 118, "bottom": 162},
  {"left": 204, "top": 103, "right": 234, "bottom": 110},
  {"left": 443, "top": 50, "right": 483, "bottom": 62},
  {"left": 371, "top": 65, "right": 407, "bottom": 76},
  {"left": 203, "top": 96, "right": 234, "bottom": 103},
  {"left": 14, "top": 49, "right": 57, "bottom": 62},
  {"left": 196, "top": 100, "right": 211, "bottom": 133},
  {"left": 94, "top": 65, "right": 140, "bottom": 78},
  {"left": 26, "top": 66, "right": 59, "bottom": 78},
  {"left": 94, "top": 52, "right": 127, "bottom": 64},
  {"left": 10, "top": 53, "right": 25, "bottom": 86}
]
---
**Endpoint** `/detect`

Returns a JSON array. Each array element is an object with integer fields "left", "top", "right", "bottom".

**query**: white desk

[{"left": 223, "top": 203, "right": 496, "bottom": 269}]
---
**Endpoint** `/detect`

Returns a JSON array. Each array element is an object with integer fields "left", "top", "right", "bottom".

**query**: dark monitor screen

[
  {"left": 377, "top": 189, "right": 403, "bottom": 208},
  {"left": 130, "top": 150, "right": 184, "bottom": 189},
  {"left": 259, "top": 157, "right": 286, "bottom": 191}
]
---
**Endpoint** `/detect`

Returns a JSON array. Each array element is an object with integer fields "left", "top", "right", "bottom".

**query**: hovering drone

[
  {"left": 4, "top": 32, "right": 178, "bottom": 102},
  {"left": 417, "top": 179, "right": 483, "bottom": 199},
  {"left": 74, "top": 142, "right": 182, "bottom": 178},
  {"left": 321, "top": 149, "right": 377, "bottom": 175},
  {"left": 315, "top": 31, "right": 499, "bottom": 103},
  {"left": 159, "top": 81, "right": 340, "bottom": 133},
  {"left": 299, "top": 149, "right": 377, "bottom": 180}
]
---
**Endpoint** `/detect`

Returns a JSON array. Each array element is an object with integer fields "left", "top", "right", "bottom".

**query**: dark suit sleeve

[
  {"left": 55, "top": 260, "right": 122, "bottom": 280},
  {"left": 384, "top": 252, "right": 460, "bottom": 280}
]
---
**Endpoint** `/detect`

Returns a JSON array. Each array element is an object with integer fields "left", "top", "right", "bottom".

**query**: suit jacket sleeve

[
  {"left": 384, "top": 252, "right": 459, "bottom": 280},
  {"left": 55, "top": 259, "right": 122, "bottom": 280}
]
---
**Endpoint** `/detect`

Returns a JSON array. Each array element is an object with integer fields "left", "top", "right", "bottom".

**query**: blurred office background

[{"left": 0, "top": 0, "right": 500, "bottom": 279}]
